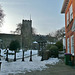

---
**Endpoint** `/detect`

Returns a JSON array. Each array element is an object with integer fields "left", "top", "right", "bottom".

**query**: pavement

[
  {"left": 8, "top": 59, "right": 75, "bottom": 75},
  {"left": 25, "top": 60, "right": 75, "bottom": 75}
]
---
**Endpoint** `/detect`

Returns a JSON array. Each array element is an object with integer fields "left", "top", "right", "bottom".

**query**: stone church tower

[{"left": 21, "top": 19, "right": 32, "bottom": 49}]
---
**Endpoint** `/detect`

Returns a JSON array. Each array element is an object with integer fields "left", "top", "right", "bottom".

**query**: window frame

[
  {"left": 67, "top": 11, "right": 69, "bottom": 26},
  {"left": 67, "top": 38, "right": 70, "bottom": 53},
  {"left": 71, "top": 35, "right": 74, "bottom": 55},
  {"left": 70, "top": 4, "right": 73, "bottom": 22}
]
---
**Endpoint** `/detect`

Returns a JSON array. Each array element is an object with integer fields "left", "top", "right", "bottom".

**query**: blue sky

[{"left": 0, "top": 0, "right": 64, "bottom": 35}]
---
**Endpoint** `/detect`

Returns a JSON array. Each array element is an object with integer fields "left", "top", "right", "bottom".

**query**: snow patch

[
  {"left": 0, "top": 55, "right": 60, "bottom": 75},
  {"left": 0, "top": 50, "right": 60, "bottom": 75}
]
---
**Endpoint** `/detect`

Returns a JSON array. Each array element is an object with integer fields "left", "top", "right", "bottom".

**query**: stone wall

[{"left": 0, "top": 33, "right": 21, "bottom": 49}]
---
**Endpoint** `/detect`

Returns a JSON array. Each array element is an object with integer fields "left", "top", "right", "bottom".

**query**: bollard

[
  {"left": 0, "top": 62, "right": 2, "bottom": 71},
  {"left": 6, "top": 50, "right": 8, "bottom": 61},
  {"left": 22, "top": 50, "right": 24, "bottom": 61},
  {"left": 0, "top": 49, "right": 1, "bottom": 60},
  {"left": 14, "top": 51, "right": 16, "bottom": 61},
  {"left": 30, "top": 50, "right": 32, "bottom": 61}
]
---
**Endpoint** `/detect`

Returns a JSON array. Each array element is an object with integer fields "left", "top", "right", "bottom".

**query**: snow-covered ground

[{"left": 0, "top": 49, "right": 60, "bottom": 75}]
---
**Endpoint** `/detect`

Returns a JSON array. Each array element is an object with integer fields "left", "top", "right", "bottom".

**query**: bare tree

[
  {"left": 10, "top": 23, "right": 22, "bottom": 34},
  {"left": 0, "top": 5, "right": 5, "bottom": 26},
  {"left": 55, "top": 27, "right": 65, "bottom": 40},
  {"left": 32, "top": 27, "right": 37, "bottom": 35},
  {"left": 15, "top": 23, "right": 22, "bottom": 34},
  {"left": 11, "top": 22, "right": 37, "bottom": 36}
]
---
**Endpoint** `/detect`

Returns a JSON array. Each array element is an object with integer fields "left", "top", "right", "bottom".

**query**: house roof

[{"left": 61, "top": 0, "right": 69, "bottom": 13}]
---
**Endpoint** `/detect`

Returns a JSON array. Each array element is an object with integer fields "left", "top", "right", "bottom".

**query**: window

[
  {"left": 67, "top": 12, "right": 69, "bottom": 25},
  {"left": 71, "top": 35, "right": 74, "bottom": 55},
  {"left": 70, "top": 4, "right": 73, "bottom": 21},
  {"left": 63, "top": 37, "right": 66, "bottom": 50},
  {"left": 67, "top": 38, "right": 70, "bottom": 53}
]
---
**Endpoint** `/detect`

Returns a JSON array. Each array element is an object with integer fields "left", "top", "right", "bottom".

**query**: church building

[{"left": 0, "top": 19, "right": 32, "bottom": 49}]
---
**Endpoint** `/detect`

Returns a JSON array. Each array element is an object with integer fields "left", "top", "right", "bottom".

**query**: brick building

[{"left": 61, "top": 0, "right": 75, "bottom": 57}]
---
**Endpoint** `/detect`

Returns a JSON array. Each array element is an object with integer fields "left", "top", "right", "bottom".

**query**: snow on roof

[
  {"left": 33, "top": 41, "right": 38, "bottom": 44},
  {"left": 61, "top": 0, "right": 69, "bottom": 13}
]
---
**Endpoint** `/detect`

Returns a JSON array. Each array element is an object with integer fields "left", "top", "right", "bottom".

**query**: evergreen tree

[{"left": 9, "top": 40, "right": 20, "bottom": 51}]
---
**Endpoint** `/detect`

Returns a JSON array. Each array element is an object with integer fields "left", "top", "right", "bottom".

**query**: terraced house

[{"left": 61, "top": 0, "right": 75, "bottom": 57}]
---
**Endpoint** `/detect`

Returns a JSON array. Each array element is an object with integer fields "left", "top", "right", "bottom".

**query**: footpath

[{"left": 14, "top": 59, "right": 75, "bottom": 75}]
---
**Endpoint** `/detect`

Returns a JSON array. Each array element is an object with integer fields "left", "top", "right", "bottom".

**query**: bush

[
  {"left": 44, "top": 50, "right": 50, "bottom": 60},
  {"left": 46, "top": 44, "right": 55, "bottom": 50},
  {"left": 9, "top": 40, "right": 20, "bottom": 51},
  {"left": 55, "top": 41, "right": 63, "bottom": 51},
  {"left": 49, "top": 45, "right": 58, "bottom": 58},
  {"left": 46, "top": 44, "right": 51, "bottom": 50}
]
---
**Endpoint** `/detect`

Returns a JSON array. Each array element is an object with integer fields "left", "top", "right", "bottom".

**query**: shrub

[
  {"left": 55, "top": 41, "right": 63, "bottom": 51},
  {"left": 49, "top": 45, "right": 58, "bottom": 58},
  {"left": 46, "top": 44, "right": 51, "bottom": 50},
  {"left": 46, "top": 44, "right": 55, "bottom": 50},
  {"left": 9, "top": 40, "right": 20, "bottom": 51},
  {"left": 44, "top": 50, "right": 50, "bottom": 60}
]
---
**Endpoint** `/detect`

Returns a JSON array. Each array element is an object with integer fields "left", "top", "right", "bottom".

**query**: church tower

[{"left": 21, "top": 19, "right": 32, "bottom": 49}]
